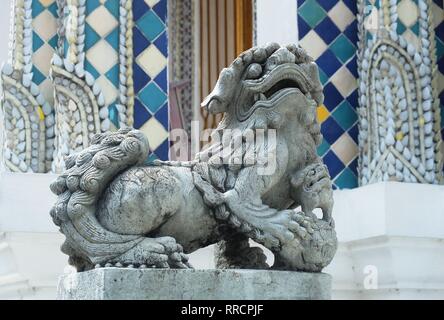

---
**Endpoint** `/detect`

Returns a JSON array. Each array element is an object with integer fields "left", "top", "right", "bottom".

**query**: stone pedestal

[{"left": 57, "top": 269, "right": 332, "bottom": 300}]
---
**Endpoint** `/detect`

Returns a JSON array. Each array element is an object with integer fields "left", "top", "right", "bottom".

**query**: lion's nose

[{"left": 265, "top": 48, "right": 296, "bottom": 72}]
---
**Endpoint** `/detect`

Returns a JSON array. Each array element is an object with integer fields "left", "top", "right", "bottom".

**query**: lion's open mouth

[{"left": 264, "top": 79, "right": 302, "bottom": 100}]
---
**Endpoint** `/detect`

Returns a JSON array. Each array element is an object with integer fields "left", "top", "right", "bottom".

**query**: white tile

[
  {"left": 96, "top": 76, "right": 118, "bottom": 105},
  {"left": 33, "top": 43, "right": 54, "bottom": 75},
  {"left": 145, "top": 0, "right": 160, "bottom": 8},
  {"left": 136, "top": 45, "right": 167, "bottom": 79},
  {"left": 431, "top": 1, "right": 444, "bottom": 29},
  {"left": 86, "top": 6, "right": 118, "bottom": 37},
  {"left": 397, "top": 0, "right": 419, "bottom": 28},
  {"left": 33, "top": 10, "right": 57, "bottom": 41},
  {"left": 299, "top": 30, "right": 327, "bottom": 60},
  {"left": 330, "top": 66, "right": 357, "bottom": 98},
  {"left": 140, "top": 117, "right": 168, "bottom": 150},
  {"left": 328, "top": 1, "right": 355, "bottom": 32},
  {"left": 86, "top": 40, "right": 118, "bottom": 74},
  {"left": 331, "top": 133, "right": 358, "bottom": 165},
  {"left": 39, "top": 78, "right": 54, "bottom": 104}
]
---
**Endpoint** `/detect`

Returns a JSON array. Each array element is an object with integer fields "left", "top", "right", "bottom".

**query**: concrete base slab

[{"left": 57, "top": 268, "right": 332, "bottom": 300}]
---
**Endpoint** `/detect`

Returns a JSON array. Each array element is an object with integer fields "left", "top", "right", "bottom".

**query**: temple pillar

[
  {"left": 357, "top": 0, "right": 443, "bottom": 185},
  {"left": 0, "top": 0, "right": 58, "bottom": 173}
]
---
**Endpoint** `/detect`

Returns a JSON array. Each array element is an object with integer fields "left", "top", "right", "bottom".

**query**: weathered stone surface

[
  {"left": 50, "top": 43, "right": 337, "bottom": 274},
  {"left": 58, "top": 269, "right": 332, "bottom": 300}
]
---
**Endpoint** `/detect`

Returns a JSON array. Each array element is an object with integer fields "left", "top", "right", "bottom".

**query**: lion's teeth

[{"left": 260, "top": 93, "right": 267, "bottom": 101}]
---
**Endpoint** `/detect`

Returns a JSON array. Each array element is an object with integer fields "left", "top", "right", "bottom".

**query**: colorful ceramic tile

[{"left": 298, "top": 0, "right": 359, "bottom": 189}]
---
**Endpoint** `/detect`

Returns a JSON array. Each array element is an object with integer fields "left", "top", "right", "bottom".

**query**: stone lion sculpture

[{"left": 50, "top": 43, "right": 337, "bottom": 273}]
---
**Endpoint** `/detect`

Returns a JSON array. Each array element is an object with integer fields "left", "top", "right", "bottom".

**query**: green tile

[
  {"left": 410, "top": 21, "right": 420, "bottom": 36},
  {"left": 332, "top": 100, "right": 358, "bottom": 131},
  {"left": 334, "top": 168, "right": 358, "bottom": 189},
  {"left": 32, "top": 31, "right": 44, "bottom": 52},
  {"left": 298, "top": 0, "right": 326, "bottom": 28},
  {"left": 317, "top": 138, "right": 330, "bottom": 157},
  {"left": 318, "top": 68, "right": 329, "bottom": 85},
  {"left": 396, "top": 19, "right": 406, "bottom": 34},
  {"left": 138, "top": 82, "right": 167, "bottom": 114},
  {"left": 330, "top": 34, "right": 356, "bottom": 63}
]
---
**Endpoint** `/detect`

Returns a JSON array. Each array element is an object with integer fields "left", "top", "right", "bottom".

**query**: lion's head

[{"left": 197, "top": 43, "right": 324, "bottom": 172}]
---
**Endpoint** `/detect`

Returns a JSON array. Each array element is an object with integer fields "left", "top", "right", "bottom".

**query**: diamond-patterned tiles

[
  {"left": 298, "top": 0, "right": 359, "bottom": 189},
  {"left": 31, "top": 0, "right": 58, "bottom": 103},
  {"left": 133, "top": 0, "right": 169, "bottom": 160},
  {"left": 85, "top": 0, "right": 120, "bottom": 129}
]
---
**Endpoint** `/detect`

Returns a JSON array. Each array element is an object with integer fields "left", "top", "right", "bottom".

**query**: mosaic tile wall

[
  {"left": 83, "top": 0, "right": 120, "bottom": 130},
  {"left": 31, "top": 0, "right": 58, "bottom": 103},
  {"left": 132, "top": 0, "right": 169, "bottom": 161},
  {"left": 297, "top": 0, "right": 359, "bottom": 189},
  {"left": 79, "top": 0, "right": 169, "bottom": 161}
]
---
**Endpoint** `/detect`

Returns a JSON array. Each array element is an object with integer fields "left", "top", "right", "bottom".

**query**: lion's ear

[{"left": 201, "top": 95, "right": 227, "bottom": 114}]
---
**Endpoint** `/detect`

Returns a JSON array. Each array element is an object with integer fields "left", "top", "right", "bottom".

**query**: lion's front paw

[{"left": 113, "top": 236, "right": 192, "bottom": 269}]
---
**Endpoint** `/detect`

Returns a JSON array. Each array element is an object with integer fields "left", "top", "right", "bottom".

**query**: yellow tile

[
  {"left": 39, "top": 0, "right": 55, "bottom": 7},
  {"left": 317, "top": 105, "right": 330, "bottom": 123}
]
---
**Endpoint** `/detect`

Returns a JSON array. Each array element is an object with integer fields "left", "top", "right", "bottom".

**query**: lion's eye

[{"left": 246, "top": 63, "right": 263, "bottom": 79}]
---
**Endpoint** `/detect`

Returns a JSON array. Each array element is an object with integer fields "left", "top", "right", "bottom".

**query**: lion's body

[{"left": 50, "top": 43, "right": 337, "bottom": 272}]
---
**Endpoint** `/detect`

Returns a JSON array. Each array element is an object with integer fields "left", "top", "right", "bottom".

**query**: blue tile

[
  {"left": 84, "top": 59, "right": 100, "bottom": 79},
  {"left": 86, "top": 0, "right": 101, "bottom": 14},
  {"left": 138, "top": 82, "right": 168, "bottom": 114},
  {"left": 349, "top": 157, "right": 358, "bottom": 176},
  {"left": 105, "top": 28, "right": 119, "bottom": 50},
  {"left": 134, "top": 98, "right": 152, "bottom": 129},
  {"left": 343, "top": 0, "right": 358, "bottom": 14},
  {"left": 105, "top": 64, "right": 119, "bottom": 87},
  {"left": 33, "top": 32, "right": 44, "bottom": 52},
  {"left": 133, "top": 0, "right": 150, "bottom": 21},
  {"left": 344, "top": 20, "right": 358, "bottom": 44},
  {"left": 322, "top": 150, "right": 345, "bottom": 179},
  {"left": 109, "top": 104, "right": 120, "bottom": 127},
  {"left": 32, "top": 66, "right": 46, "bottom": 85},
  {"left": 153, "top": 32, "right": 168, "bottom": 57},
  {"left": 321, "top": 117, "right": 345, "bottom": 145},
  {"left": 133, "top": 63, "right": 151, "bottom": 94},
  {"left": 137, "top": 10, "right": 166, "bottom": 42},
  {"left": 31, "top": 0, "right": 45, "bottom": 18},
  {"left": 323, "top": 83, "right": 344, "bottom": 111},
  {"left": 154, "top": 103, "right": 169, "bottom": 127},
  {"left": 334, "top": 167, "right": 358, "bottom": 189},
  {"left": 348, "top": 124, "right": 359, "bottom": 144},
  {"left": 153, "top": 0, "right": 168, "bottom": 23},
  {"left": 48, "top": 34, "right": 58, "bottom": 49},
  {"left": 104, "top": 0, "right": 120, "bottom": 19},
  {"left": 153, "top": 139, "right": 169, "bottom": 161},
  {"left": 346, "top": 56, "right": 358, "bottom": 78},
  {"left": 346, "top": 89, "right": 359, "bottom": 108},
  {"left": 133, "top": 27, "right": 151, "bottom": 57},
  {"left": 298, "top": 14, "right": 311, "bottom": 39},
  {"left": 317, "top": 0, "right": 336, "bottom": 11},
  {"left": 85, "top": 23, "right": 101, "bottom": 50},
  {"left": 314, "top": 16, "right": 341, "bottom": 44},
  {"left": 48, "top": 2, "right": 59, "bottom": 18},
  {"left": 154, "top": 68, "right": 168, "bottom": 93},
  {"left": 316, "top": 49, "right": 342, "bottom": 77}
]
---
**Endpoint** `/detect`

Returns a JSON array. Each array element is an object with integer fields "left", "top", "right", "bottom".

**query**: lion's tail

[{"left": 49, "top": 128, "right": 149, "bottom": 271}]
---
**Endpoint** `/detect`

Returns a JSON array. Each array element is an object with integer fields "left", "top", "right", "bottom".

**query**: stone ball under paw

[{"left": 276, "top": 219, "right": 337, "bottom": 272}]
